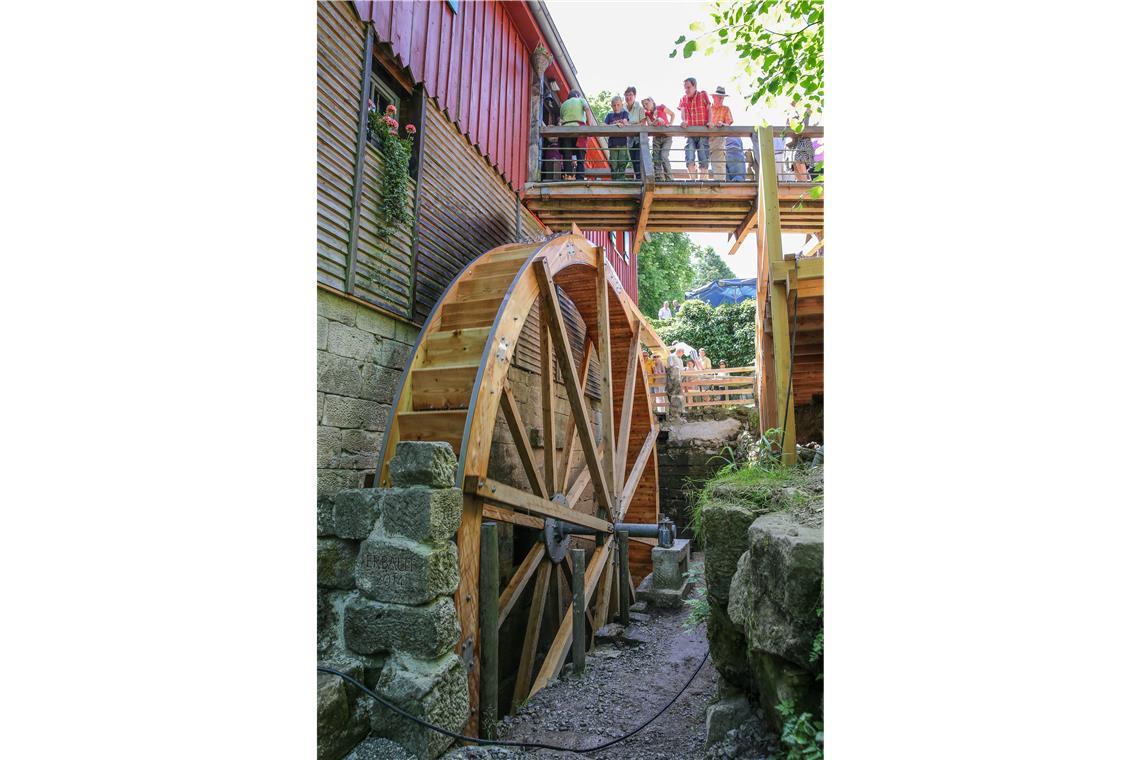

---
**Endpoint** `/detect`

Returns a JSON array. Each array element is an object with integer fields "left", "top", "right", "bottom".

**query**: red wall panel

[{"left": 357, "top": 0, "right": 538, "bottom": 192}]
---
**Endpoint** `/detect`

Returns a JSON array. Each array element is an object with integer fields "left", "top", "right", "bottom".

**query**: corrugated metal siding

[
  {"left": 356, "top": 0, "right": 532, "bottom": 191},
  {"left": 317, "top": 1, "right": 365, "bottom": 291},
  {"left": 355, "top": 144, "right": 415, "bottom": 314}
]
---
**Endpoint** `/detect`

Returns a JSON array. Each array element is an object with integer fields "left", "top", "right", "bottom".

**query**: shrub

[{"left": 655, "top": 298, "right": 756, "bottom": 369}]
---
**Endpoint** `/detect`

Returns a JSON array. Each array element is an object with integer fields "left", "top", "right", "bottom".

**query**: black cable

[{"left": 319, "top": 647, "right": 709, "bottom": 753}]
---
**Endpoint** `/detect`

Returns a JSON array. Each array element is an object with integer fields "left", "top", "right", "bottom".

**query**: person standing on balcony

[
  {"left": 604, "top": 96, "right": 631, "bottom": 180},
  {"left": 641, "top": 97, "right": 675, "bottom": 181},
  {"left": 788, "top": 105, "right": 816, "bottom": 183},
  {"left": 624, "top": 87, "right": 645, "bottom": 180},
  {"left": 558, "top": 89, "right": 589, "bottom": 181},
  {"left": 709, "top": 86, "right": 734, "bottom": 180},
  {"left": 678, "top": 77, "right": 713, "bottom": 181}
]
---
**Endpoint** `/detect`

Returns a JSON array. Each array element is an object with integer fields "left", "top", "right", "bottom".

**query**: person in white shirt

[{"left": 658, "top": 301, "right": 672, "bottom": 320}]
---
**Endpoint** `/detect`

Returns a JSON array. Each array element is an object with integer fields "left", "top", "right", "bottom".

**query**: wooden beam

[
  {"left": 500, "top": 385, "right": 548, "bottom": 500},
  {"left": 467, "top": 476, "right": 612, "bottom": 533},
  {"left": 483, "top": 503, "right": 544, "bottom": 530},
  {"left": 616, "top": 323, "right": 641, "bottom": 494},
  {"left": 632, "top": 129, "right": 655, "bottom": 256},
  {"left": 769, "top": 279, "right": 797, "bottom": 465},
  {"left": 726, "top": 199, "right": 760, "bottom": 256},
  {"left": 478, "top": 522, "right": 499, "bottom": 737},
  {"left": 533, "top": 258, "right": 616, "bottom": 523},
  {"left": 595, "top": 247, "right": 616, "bottom": 501},
  {"left": 529, "top": 536, "right": 614, "bottom": 698},
  {"left": 557, "top": 342, "right": 594, "bottom": 493},
  {"left": 619, "top": 429, "right": 658, "bottom": 520},
  {"left": 592, "top": 542, "right": 615, "bottom": 639},
  {"left": 511, "top": 559, "right": 551, "bottom": 711},
  {"left": 498, "top": 541, "right": 545, "bottom": 629}
]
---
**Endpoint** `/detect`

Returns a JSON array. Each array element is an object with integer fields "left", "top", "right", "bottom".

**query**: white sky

[{"left": 545, "top": 0, "right": 820, "bottom": 279}]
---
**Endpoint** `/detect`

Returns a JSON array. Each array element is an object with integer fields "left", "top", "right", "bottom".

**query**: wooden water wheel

[{"left": 376, "top": 232, "right": 660, "bottom": 731}]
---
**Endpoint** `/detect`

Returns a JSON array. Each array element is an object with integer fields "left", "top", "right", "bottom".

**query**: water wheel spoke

[
  {"left": 619, "top": 430, "right": 659, "bottom": 521},
  {"left": 498, "top": 542, "right": 546, "bottom": 629},
  {"left": 512, "top": 559, "right": 553, "bottom": 712},
  {"left": 615, "top": 323, "right": 642, "bottom": 495},
  {"left": 528, "top": 535, "right": 615, "bottom": 699},
  {"left": 534, "top": 258, "right": 616, "bottom": 523},
  {"left": 594, "top": 247, "right": 616, "bottom": 500},
  {"left": 557, "top": 342, "right": 594, "bottom": 493},
  {"left": 500, "top": 383, "right": 548, "bottom": 499}
]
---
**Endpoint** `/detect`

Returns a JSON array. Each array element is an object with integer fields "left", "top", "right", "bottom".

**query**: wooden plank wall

[
  {"left": 318, "top": 1, "right": 416, "bottom": 316},
  {"left": 317, "top": 0, "right": 365, "bottom": 292}
]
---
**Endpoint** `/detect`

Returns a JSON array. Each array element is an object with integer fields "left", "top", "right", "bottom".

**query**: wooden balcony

[{"left": 524, "top": 125, "right": 823, "bottom": 255}]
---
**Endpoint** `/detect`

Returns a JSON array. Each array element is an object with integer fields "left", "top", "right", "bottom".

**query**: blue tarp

[{"left": 685, "top": 277, "right": 758, "bottom": 307}]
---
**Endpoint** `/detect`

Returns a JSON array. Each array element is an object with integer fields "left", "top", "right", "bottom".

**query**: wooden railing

[
  {"left": 649, "top": 366, "right": 758, "bottom": 412},
  {"left": 532, "top": 124, "right": 823, "bottom": 186}
]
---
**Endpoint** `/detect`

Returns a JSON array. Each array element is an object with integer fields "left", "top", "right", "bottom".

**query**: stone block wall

[
  {"left": 318, "top": 289, "right": 419, "bottom": 501},
  {"left": 656, "top": 417, "right": 743, "bottom": 541},
  {"left": 318, "top": 442, "right": 468, "bottom": 760}
]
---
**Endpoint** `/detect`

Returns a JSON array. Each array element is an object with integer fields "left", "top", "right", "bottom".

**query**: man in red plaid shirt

[{"left": 678, "top": 77, "right": 713, "bottom": 181}]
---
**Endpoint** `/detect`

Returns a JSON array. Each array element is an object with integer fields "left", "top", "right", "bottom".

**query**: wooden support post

[
  {"left": 458, "top": 493, "right": 482, "bottom": 734},
  {"left": 769, "top": 279, "right": 797, "bottom": 465},
  {"left": 540, "top": 319, "right": 556, "bottom": 496},
  {"left": 478, "top": 522, "right": 499, "bottom": 738},
  {"left": 571, "top": 548, "right": 586, "bottom": 675},
  {"left": 617, "top": 531, "right": 630, "bottom": 626}
]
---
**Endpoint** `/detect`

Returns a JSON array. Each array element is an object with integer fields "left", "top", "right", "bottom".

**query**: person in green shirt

[
  {"left": 559, "top": 89, "right": 589, "bottom": 180},
  {"left": 624, "top": 86, "right": 645, "bottom": 180}
]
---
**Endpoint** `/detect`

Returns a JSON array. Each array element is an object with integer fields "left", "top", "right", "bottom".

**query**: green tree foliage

[
  {"left": 588, "top": 89, "right": 619, "bottom": 122},
  {"left": 690, "top": 245, "right": 735, "bottom": 290},
  {"left": 636, "top": 233, "right": 695, "bottom": 315},
  {"left": 672, "top": 0, "right": 824, "bottom": 112},
  {"left": 655, "top": 299, "right": 756, "bottom": 368}
]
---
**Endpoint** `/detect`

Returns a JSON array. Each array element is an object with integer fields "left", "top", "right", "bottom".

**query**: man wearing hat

[{"left": 709, "top": 86, "right": 735, "bottom": 181}]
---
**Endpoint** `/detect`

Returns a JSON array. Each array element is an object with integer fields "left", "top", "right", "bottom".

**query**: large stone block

[
  {"left": 318, "top": 317, "right": 329, "bottom": 350},
  {"left": 651, "top": 539, "right": 691, "bottom": 590},
  {"left": 389, "top": 441, "right": 457, "bottom": 488},
  {"left": 355, "top": 306, "right": 398, "bottom": 339},
  {"left": 344, "top": 594, "right": 460, "bottom": 659},
  {"left": 339, "top": 429, "right": 383, "bottom": 470},
  {"left": 329, "top": 321, "right": 376, "bottom": 361},
  {"left": 318, "top": 426, "right": 342, "bottom": 468},
  {"left": 319, "top": 352, "right": 364, "bottom": 397},
  {"left": 317, "top": 672, "right": 369, "bottom": 760},
  {"left": 319, "top": 469, "right": 366, "bottom": 499},
  {"left": 361, "top": 363, "right": 397, "bottom": 405},
  {"left": 319, "top": 289, "right": 357, "bottom": 325},
  {"left": 323, "top": 395, "right": 386, "bottom": 432},
  {"left": 318, "top": 538, "right": 359, "bottom": 589},
  {"left": 728, "top": 512, "right": 822, "bottom": 671},
  {"left": 318, "top": 495, "right": 337, "bottom": 537},
  {"left": 356, "top": 535, "right": 459, "bottom": 605},
  {"left": 376, "top": 340, "right": 413, "bottom": 371},
  {"left": 705, "top": 694, "right": 753, "bottom": 748},
  {"left": 702, "top": 501, "right": 758, "bottom": 605},
  {"left": 379, "top": 486, "right": 462, "bottom": 543},
  {"left": 334, "top": 489, "right": 385, "bottom": 540},
  {"left": 372, "top": 652, "right": 468, "bottom": 758}
]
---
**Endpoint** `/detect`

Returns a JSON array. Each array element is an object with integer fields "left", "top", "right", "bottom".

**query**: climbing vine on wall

[{"left": 367, "top": 104, "right": 416, "bottom": 239}]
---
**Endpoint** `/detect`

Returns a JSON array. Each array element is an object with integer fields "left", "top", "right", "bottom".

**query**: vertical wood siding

[
  {"left": 585, "top": 230, "right": 638, "bottom": 303},
  {"left": 317, "top": 1, "right": 366, "bottom": 291},
  {"left": 356, "top": 0, "right": 532, "bottom": 191},
  {"left": 317, "top": 1, "right": 415, "bottom": 316}
]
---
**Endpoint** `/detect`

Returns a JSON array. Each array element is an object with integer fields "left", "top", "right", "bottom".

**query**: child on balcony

[{"left": 640, "top": 97, "right": 675, "bottom": 181}]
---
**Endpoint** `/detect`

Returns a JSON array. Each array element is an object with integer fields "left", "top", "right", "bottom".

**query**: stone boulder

[
  {"left": 371, "top": 652, "right": 468, "bottom": 759},
  {"left": 725, "top": 511, "right": 823, "bottom": 727},
  {"left": 389, "top": 441, "right": 457, "bottom": 489},
  {"left": 728, "top": 512, "right": 823, "bottom": 670},
  {"left": 317, "top": 672, "right": 369, "bottom": 760}
]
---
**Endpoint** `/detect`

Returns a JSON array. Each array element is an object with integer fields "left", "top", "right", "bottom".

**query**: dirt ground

[{"left": 443, "top": 555, "right": 773, "bottom": 759}]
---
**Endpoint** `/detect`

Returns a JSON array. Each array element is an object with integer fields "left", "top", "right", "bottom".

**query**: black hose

[{"left": 318, "top": 647, "right": 709, "bottom": 753}]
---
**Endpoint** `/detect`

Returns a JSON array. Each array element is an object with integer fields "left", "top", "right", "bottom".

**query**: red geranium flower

[
  {"left": 385, "top": 104, "right": 397, "bottom": 115},
  {"left": 405, "top": 124, "right": 417, "bottom": 134}
]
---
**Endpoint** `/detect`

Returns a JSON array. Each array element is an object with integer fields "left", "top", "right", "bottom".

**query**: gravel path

[{"left": 445, "top": 557, "right": 736, "bottom": 759}]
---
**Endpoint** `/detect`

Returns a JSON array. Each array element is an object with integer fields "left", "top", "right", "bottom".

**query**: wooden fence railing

[{"left": 649, "top": 366, "right": 758, "bottom": 412}]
